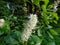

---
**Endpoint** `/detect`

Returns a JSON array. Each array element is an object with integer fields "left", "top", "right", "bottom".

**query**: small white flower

[
  {"left": 0, "top": 19, "right": 5, "bottom": 27},
  {"left": 21, "top": 14, "right": 38, "bottom": 42},
  {"left": 53, "top": 5, "right": 57, "bottom": 12}
]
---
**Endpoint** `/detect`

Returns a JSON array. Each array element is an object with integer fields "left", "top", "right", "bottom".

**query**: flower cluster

[
  {"left": 53, "top": 0, "right": 60, "bottom": 12},
  {"left": 21, "top": 14, "right": 38, "bottom": 42}
]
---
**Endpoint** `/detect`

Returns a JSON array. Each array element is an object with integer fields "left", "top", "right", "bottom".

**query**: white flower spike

[{"left": 21, "top": 14, "right": 38, "bottom": 42}]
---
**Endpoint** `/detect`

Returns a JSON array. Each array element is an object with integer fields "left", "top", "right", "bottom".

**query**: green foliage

[{"left": 0, "top": 0, "right": 60, "bottom": 45}]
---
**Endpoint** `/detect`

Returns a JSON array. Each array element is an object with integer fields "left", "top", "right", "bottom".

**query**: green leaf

[
  {"left": 37, "top": 28, "right": 42, "bottom": 36},
  {"left": 47, "top": 31, "right": 54, "bottom": 39},
  {"left": 41, "top": 5, "right": 47, "bottom": 12},
  {"left": 42, "top": 12, "right": 49, "bottom": 25},
  {"left": 31, "top": 0, "right": 40, "bottom": 7},
  {"left": 0, "top": 21, "right": 10, "bottom": 33},
  {"left": 43, "top": 0, "right": 49, "bottom": 6},
  {"left": 5, "top": 36, "right": 19, "bottom": 45},
  {"left": 48, "top": 5, "right": 53, "bottom": 9},
  {"left": 47, "top": 41, "right": 56, "bottom": 45},
  {"left": 49, "top": 29, "right": 58, "bottom": 35},
  {"left": 31, "top": 35, "right": 42, "bottom": 43},
  {"left": 52, "top": 12, "right": 59, "bottom": 20},
  {"left": 37, "top": 30, "right": 42, "bottom": 36},
  {"left": 14, "top": 31, "right": 21, "bottom": 38},
  {"left": 3, "top": 22, "right": 10, "bottom": 33},
  {"left": 53, "top": 20, "right": 57, "bottom": 24}
]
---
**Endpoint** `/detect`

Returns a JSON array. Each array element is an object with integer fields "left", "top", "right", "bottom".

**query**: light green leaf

[
  {"left": 52, "top": 12, "right": 59, "bottom": 20},
  {"left": 53, "top": 20, "right": 57, "bottom": 24},
  {"left": 31, "top": 0, "right": 40, "bottom": 7},
  {"left": 47, "top": 31, "right": 54, "bottom": 39},
  {"left": 48, "top": 5, "right": 53, "bottom": 9},
  {"left": 37, "top": 27, "right": 42, "bottom": 36},
  {"left": 41, "top": 5, "right": 47, "bottom": 12},
  {"left": 49, "top": 29, "right": 58, "bottom": 35},
  {"left": 43, "top": 0, "right": 49, "bottom": 6},
  {"left": 37, "top": 29, "right": 42, "bottom": 36}
]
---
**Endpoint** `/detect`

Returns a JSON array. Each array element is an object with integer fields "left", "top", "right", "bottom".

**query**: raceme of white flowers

[
  {"left": 21, "top": 14, "right": 38, "bottom": 42},
  {"left": 0, "top": 19, "right": 5, "bottom": 27}
]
